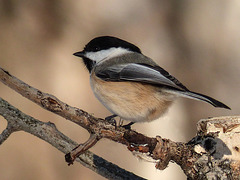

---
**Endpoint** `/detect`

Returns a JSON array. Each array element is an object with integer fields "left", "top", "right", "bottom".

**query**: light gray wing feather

[{"left": 96, "top": 63, "right": 186, "bottom": 90}]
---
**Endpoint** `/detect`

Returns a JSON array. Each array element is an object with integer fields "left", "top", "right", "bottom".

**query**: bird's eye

[{"left": 94, "top": 46, "right": 100, "bottom": 51}]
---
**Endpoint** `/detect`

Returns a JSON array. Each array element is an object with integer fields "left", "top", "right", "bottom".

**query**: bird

[{"left": 73, "top": 36, "right": 230, "bottom": 127}]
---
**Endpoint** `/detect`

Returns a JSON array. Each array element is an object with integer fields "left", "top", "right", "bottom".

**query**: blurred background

[{"left": 0, "top": 0, "right": 239, "bottom": 179}]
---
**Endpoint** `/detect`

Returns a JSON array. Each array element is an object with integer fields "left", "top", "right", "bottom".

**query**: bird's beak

[{"left": 73, "top": 51, "right": 85, "bottom": 57}]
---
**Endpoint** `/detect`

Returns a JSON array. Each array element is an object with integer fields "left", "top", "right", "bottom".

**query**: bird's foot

[
  {"left": 121, "top": 122, "right": 135, "bottom": 130},
  {"left": 105, "top": 114, "right": 118, "bottom": 128}
]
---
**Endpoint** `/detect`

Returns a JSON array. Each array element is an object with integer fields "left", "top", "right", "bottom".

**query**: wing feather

[
  {"left": 96, "top": 63, "right": 188, "bottom": 91},
  {"left": 95, "top": 63, "right": 230, "bottom": 109}
]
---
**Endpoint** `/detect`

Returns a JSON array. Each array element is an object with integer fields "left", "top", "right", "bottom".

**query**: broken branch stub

[{"left": 192, "top": 116, "right": 240, "bottom": 179}]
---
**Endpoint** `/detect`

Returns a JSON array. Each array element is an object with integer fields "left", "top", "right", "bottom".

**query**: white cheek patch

[{"left": 85, "top": 47, "right": 131, "bottom": 63}]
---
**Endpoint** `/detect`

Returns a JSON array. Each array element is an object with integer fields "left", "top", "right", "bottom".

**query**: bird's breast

[{"left": 90, "top": 73, "right": 175, "bottom": 122}]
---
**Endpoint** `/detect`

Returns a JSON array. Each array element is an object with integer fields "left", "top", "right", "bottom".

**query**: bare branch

[
  {"left": 0, "top": 66, "right": 200, "bottom": 178},
  {"left": 0, "top": 67, "right": 93, "bottom": 128},
  {"left": 1, "top": 66, "right": 239, "bottom": 179},
  {"left": 0, "top": 124, "right": 17, "bottom": 145},
  {"left": 0, "top": 66, "right": 156, "bottom": 148},
  {"left": 0, "top": 97, "right": 146, "bottom": 180},
  {"left": 65, "top": 133, "right": 99, "bottom": 165}
]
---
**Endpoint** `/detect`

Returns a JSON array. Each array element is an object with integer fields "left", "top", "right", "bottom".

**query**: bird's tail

[{"left": 177, "top": 90, "right": 230, "bottom": 109}]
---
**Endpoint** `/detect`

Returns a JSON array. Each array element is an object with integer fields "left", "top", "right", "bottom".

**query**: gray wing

[
  {"left": 96, "top": 63, "right": 189, "bottom": 91},
  {"left": 96, "top": 63, "right": 231, "bottom": 109}
]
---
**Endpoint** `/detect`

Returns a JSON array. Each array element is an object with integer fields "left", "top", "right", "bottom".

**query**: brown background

[{"left": 0, "top": 1, "right": 239, "bottom": 179}]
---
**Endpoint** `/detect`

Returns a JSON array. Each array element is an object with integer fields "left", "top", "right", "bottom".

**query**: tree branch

[
  {"left": 0, "top": 97, "right": 146, "bottom": 180},
  {"left": 0, "top": 123, "right": 17, "bottom": 145},
  {"left": 0, "top": 66, "right": 239, "bottom": 179}
]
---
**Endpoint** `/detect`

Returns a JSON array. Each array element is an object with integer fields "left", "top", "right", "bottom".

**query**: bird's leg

[
  {"left": 122, "top": 122, "right": 135, "bottom": 130},
  {"left": 105, "top": 115, "right": 135, "bottom": 129},
  {"left": 105, "top": 114, "right": 118, "bottom": 128},
  {"left": 119, "top": 118, "right": 124, "bottom": 126}
]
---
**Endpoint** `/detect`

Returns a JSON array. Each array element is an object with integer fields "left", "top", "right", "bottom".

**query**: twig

[
  {"left": 0, "top": 124, "right": 17, "bottom": 145},
  {"left": 65, "top": 133, "right": 99, "bottom": 165}
]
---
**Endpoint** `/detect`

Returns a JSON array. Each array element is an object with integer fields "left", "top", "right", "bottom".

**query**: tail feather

[{"left": 178, "top": 91, "right": 230, "bottom": 110}]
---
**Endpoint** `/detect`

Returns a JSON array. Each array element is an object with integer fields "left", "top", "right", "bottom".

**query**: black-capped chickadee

[{"left": 73, "top": 36, "right": 230, "bottom": 125}]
